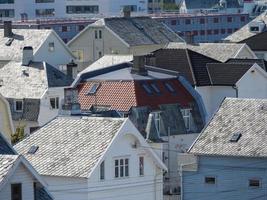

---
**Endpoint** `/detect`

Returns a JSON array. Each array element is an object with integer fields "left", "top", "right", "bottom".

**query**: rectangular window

[
  {"left": 164, "top": 82, "right": 175, "bottom": 93},
  {"left": 181, "top": 109, "right": 191, "bottom": 131},
  {"left": 193, "top": 30, "right": 198, "bottom": 36},
  {"left": 227, "top": 28, "right": 233, "bottom": 34},
  {"left": 50, "top": 97, "right": 59, "bottom": 109},
  {"left": 0, "top": 9, "right": 14, "bottom": 18},
  {"left": 95, "top": 30, "right": 98, "bottom": 39},
  {"left": 35, "top": 9, "right": 55, "bottom": 17},
  {"left": 48, "top": 42, "right": 55, "bottom": 51},
  {"left": 185, "top": 19, "right": 191, "bottom": 25},
  {"left": 72, "top": 50, "right": 84, "bottom": 62},
  {"left": 0, "top": 0, "right": 14, "bottom": 3},
  {"left": 221, "top": 29, "right": 226, "bottom": 34},
  {"left": 240, "top": 16, "right": 245, "bottom": 22},
  {"left": 227, "top": 17, "right": 233, "bottom": 22},
  {"left": 87, "top": 83, "right": 100, "bottom": 95},
  {"left": 213, "top": 17, "right": 219, "bottom": 23},
  {"left": 150, "top": 83, "right": 160, "bottom": 94},
  {"left": 249, "top": 179, "right": 261, "bottom": 188},
  {"left": 207, "top": 30, "right": 212, "bottom": 35},
  {"left": 200, "top": 18, "right": 205, "bottom": 24},
  {"left": 78, "top": 25, "right": 85, "bottom": 31},
  {"left": 139, "top": 156, "right": 144, "bottom": 176},
  {"left": 61, "top": 26, "right": 69, "bottom": 32},
  {"left": 214, "top": 29, "right": 219, "bottom": 35},
  {"left": 11, "top": 183, "right": 22, "bottom": 200},
  {"left": 100, "top": 161, "right": 105, "bottom": 180},
  {"left": 66, "top": 5, "right": 99, "bottom": 14},
  {"left": 200, "top": 30, "right": 205, "bottom": 35},
  {"left": 99, "top": 30, "right": 102, "bottom": 39},
  {"left": 36, "top": 0, "right": 54, "bottom": 2},
  {"left": 171, "top": 20, "right": 176, "bottom": 25},
  {"left": 15, "top": 100, "right": 23, "bottom": 112},
  {"left": 205, "top": 176, "right": 216, "bottom": 184},
  {"left": 115, "top": 158, "right": 129, "bottom": 178}
]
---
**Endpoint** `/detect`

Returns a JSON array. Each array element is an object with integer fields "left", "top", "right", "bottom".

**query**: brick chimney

[
  {"left": 4, "top": 21, "right": 13, "bottom": 38},
  {"left": 131, "top": 55, "right": 148, "bottom": 76},
  {"left": 22, "top": 46, "right": 33, "bottom": 66}
]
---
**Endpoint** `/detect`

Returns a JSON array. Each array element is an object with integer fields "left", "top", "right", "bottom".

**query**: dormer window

[
  {"left": 50, "top": 97, "right": 59, "bottom": 109},
  {"left": 14, "top": 100, "right": 23, "bottom": 112}
]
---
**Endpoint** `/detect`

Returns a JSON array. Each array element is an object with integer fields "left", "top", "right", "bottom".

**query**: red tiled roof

[{"left": 78, "top": 78, "right": 194, "bottom": 112}]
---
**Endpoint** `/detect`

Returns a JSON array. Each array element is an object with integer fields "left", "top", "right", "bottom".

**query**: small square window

[
  {"left": 205, "top": 176, "right": 216, "bottom": 184},
  {"left": 50, "top": 97, "right": 59, "bottom": 109},
  {"left": 249, "top": 179, "right": 261, "bottom": 188},
  {"left": 15, "top": 100, "right": 23, "bottom": 112}
]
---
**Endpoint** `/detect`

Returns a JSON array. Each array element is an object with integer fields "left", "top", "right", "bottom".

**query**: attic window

[
  {"left": 150, "top": 83, "right": 160, "bottom": 94},
  {"left": 48, "top": 42, "right": 55, "bottom": 52},
  {"left": 230, "top": 133, "right": 242, "bottom": 142},
  {"left": 27, "top": 145, "right": 39, "bottom": 154},
  {"left": 87, "top": 83, "right": 100, "bottom": 95},
  {"left": 142, "top": 83, "right": 152, "bottom": 95},
  {"left": 164, "top": 82, "right": 175, "bottom": 93}
]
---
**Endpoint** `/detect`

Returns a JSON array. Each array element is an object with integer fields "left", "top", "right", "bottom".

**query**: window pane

[
  {"left": 205, "top": 177, "right": 216, "bottom": 184},
  {"left": 139, "top": 157, "right": 144, "bottom": 176},
  {"left": 249, "top": 179, "right": 260, "bottom": 187},
  {"left": 100, "top": 161, "right": 105, "bottom": 180},
  {"left": 11, "top": 183, "right": 22, "bottom": 200}
]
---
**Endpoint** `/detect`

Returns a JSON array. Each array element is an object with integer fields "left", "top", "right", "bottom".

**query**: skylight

[
  {"left": 164, "top": 82, "right": 175, "bottom": 93},
  {"left": 150, "top": 83, "right": 161, "bottom": 94},
  {"left": 28, "top": 145, "right": 39, "bottom": 154},
  {"left": 142, "top": 83, "right": 153, "bottom": 95},
  {"left": 230, "top": 133, "right": 242, "bottom": 142},
  {"left": 87, "top": 83, "right": 100, "bottom": 95}
]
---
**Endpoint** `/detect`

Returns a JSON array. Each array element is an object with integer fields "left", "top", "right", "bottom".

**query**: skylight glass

[
  {"left": 142, "top": 83, "right": 153, "bottom": 95},
  {"left": 87, "top": 83, "right": 100, "bottom": 95},
  {"left": 164, "top": 82, "right": 175, "bottom": 93},
  {"left": 150, "top": 83, "right": 160, "bottom": 94}
]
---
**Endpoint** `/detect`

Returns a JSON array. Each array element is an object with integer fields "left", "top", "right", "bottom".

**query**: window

[
  {"left": 227, "top": 28, "right": 233, "bottom": 34},
  {"left": 193, "top": 30, "right": 198, "bottom": 36},
  {"left": 171, "top": 20, "right": 176, "bottom": 25},
  {"left": 35, "top": 9, "right": 55, "bottom": 17},
  {"left": 50, "top": 97, "right": 59, "bottom": 109},
  {"left": 98, "top": 51, "right": 102, "bottom": 58},
  {"left": 14, "top": 100, "right": 23, "bottom": 112},
  {"left": 227, "top": 17, "right": 233, "bottom": 23},
  {"left": 61, "top": 26, "right": 70, "bottom": 32},
  {"left": 214, "top": 29, "right": 219, "bottom": 35},
  {"left": 66, "top": 5, "right": 99, "bottom": 14},
  {"left": 87, "top": 83, "right": 100, "bottom": 95},
  {"left": 150, "top": 83, "right": 160, "bottom": 94},
  {"left": 230, "top": 133, "right": 242, "bottom": 142},
  {"left": 185, "top": 19, "right": 191, "bottom": 25},
  {"left": 213, "top": 17, "right": 219, "bottom": 23},
  {"left": 36, "top": 0, "right": 54, "bottom": 2},
  {"left": 152, "top": 111, "right": 161, "bottom": 133},
  {"left": 200, "top": 30, "right": 205, "bottom": 35},
  {"left": 249, "top": 179, "right": 261, "bottom": 188},
  {"left": 48, "top": 42, "right": 55, "bottom": 51},
  {"left": 164, "top": 82, "right": 175, "bottom": 93},
  {"left": 139, "top": 156, "right": 144, "bottom": 176},
  {"left": 11, "top": 183, "right": 22, "bottom": 200},
  {"left": 240, "top": 16, "right": 245, "bottom": 22},
  {"left": 142, "top": 83, "right": 153, "bottom": 95},
  {"left": 221, "top": 29, "right": 226, "bottom": 34},
  {"left": 72, "top": 50, "right": 84, "bottom": 62},
  {"left": 78, "top": 25, "right": 84, "bottom": 31},
  {"left": 205, "top": 176, "right": 216, "bottom": 184},
  {"left": 207, "top": 30, "right": 212, "bottom": 35},
  {"left": 0, "top": 0, "right": 14, "bottom": 3},
  {"left": 99, "top": 30, "right": 102, "bottom": 39},
  {"left": 181, "top": 109, "right": 191, "bottom": 131},
  {"left": 200, "top": 18, "right": 205, "bottom": 24},
  {"left": 0, "top": 9, "right": 14, "bottom": 18},
  {"left": 115, "top": 158, "right": 129, "bottom": 178},
  {"left": 100, "top": 161, "right": 105, "bottom": 180},
  {"left": 95, "top": 30, "right": 98, "bottom": 39}
]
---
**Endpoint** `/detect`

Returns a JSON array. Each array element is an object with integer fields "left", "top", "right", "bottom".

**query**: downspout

[
  {"left": 232, "top": 85, "right": 238, "bottom": 98},
  {"left": 154, "top": 170, "right": 162, "bottom": 200}
]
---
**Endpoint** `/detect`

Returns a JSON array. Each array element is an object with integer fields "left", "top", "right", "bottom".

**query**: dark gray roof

[
  {"left": 226, "top": 58, "right": 266, "bottom": 71},
  {"left": 104, "top": 17, "right": 183, "bottom": 46},
  {"left": 184, "top": 0, "right": 241, "bottom": 9},
  {"left": 189, "top": 98, "right": 267, "bottom": 157},
  {"left": 0, "top": 133, "right": 16, "bottom": 155},
  {"left": 206, "top": 63, "right": 253, "bottom": 86},
  {"left": 15, "top": 117, "right": 125, "bottom": 177},
  {"left": 7, "top": 98, "right": 40, "bottom": 122}
]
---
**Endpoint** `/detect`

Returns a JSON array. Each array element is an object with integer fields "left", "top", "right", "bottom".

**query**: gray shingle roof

[
  {"left": 225, "top": 12, "right": 267, "bottom": 42},
  {"left": 15, "top": 117, "right": 125, "bottom": 178},
  {"left": 0, "top": 133, "right": 16, "bottom": 155},
  {"left": 103, "top": 17, "right": 183, "bottom": 46},
  {"left": 189, "top": 98, "right": 267, "bottom": 157},
  {"left": 0, "top": 29, "right": 51, "bottom": 61},
  {"left": 0, "top": 61, "right": 72, "bottom": 99},
  {"left": 0, "top": 155, "right": 18, "bottom": 184},
  {"left": 167, "top": 42, "right": 246, "bottom": 62},
  {"left": 184, "top": 0, "right": 241, "bottom": 9}
]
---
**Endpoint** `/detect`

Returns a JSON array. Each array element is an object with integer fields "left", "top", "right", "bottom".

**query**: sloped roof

[
  {"left": 226, "top": 58, "right": 266, "bottom": 71},
  {"left": 184, "top": 0, "right": 241, "bottom": 9},
  {"left": 0, "top": 133, "right": 16, "bottom": 155},
  {"left": 0, "top": 61, "right": 72, "bottom": 99},
  {"left": 206, "top": 63, "right": 253, "bottom": 85},
  {"left": 0, "top": 155, "right": 19, "bottom": 184},
  {"left": 15, "top": 117, "right": 125, "bottom": 177},
  {"left": 167, "top": 42, "right": 246, "bottom": 62},
  {"left": 225, "top": 12, "right": 267, "bottom": 42},
  {"left": 0, "top": 29, "right": 51, "bottom": 61},
  {"left": 241, "top": 31, "right": 267, "bottom": 51},
  {"left": 189, "top": 98, "right": 267, "bottom": 157},
  {"left": 150, "top": 48, "right": 220, "bottom": 86}
]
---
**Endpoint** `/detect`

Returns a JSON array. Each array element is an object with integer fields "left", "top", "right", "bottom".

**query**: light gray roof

[
  {"left": 0, "top": 29, "right": 51, "bottom": 61},
  {"left": 189, "top": 98, "right": 267, "bottom": 157},
  {"left": 225, "top": 12, "right": 267, "bottom": 42},
  {"left": 80, "top": 54, "right": 133, "bottom": 75},
  {"left": 167, "top": 42, "right": 247, "bottom": 62},
  {"left": 0, "top": 61, "right": 72, "bottom": 99},
  {"left": 0, "top": 155, "right": 19, "bottom": 184},
  {"left": 15, "top": 117, "right": 125, "bottom": 178}
]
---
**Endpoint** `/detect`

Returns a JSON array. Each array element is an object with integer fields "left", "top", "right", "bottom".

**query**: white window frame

[
  {"left": 181, "top": 108, "right": 191, "bottom": 131},
  {"left": 114, "top": 157, "right": 129, "bottom": 178},
  {"left": 14, "top": 100, "right": 23, "bottom": 112},
  {"left": 49, "top": 97, "right": 59, "bottom": 109}
]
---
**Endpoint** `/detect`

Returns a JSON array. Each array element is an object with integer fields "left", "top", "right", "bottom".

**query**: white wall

[
  {"left": 196, "top": 86, "right": 236, "bottom": 121},
  {"left": 35, "top": 33, "right": 73, "bottom": 68},
  {"left": 0, "top": 163, "right": 35, "bottom": 200}
]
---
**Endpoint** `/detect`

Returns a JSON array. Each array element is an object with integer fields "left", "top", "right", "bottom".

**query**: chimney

[
  {"left": 123, "top": 6, "right": 131, "bottom": 18},
  {"left": 22, "top": 46, "right": 33, "bottom": 66},
  {"left": 66, "top": 60, "right": 78, "bottom": 79},
  {"left": 131, "top": 55, "right": 148, "bottom": 76},
  {"left": 4, "top": 21, "right": 13, "bottom": 38}
]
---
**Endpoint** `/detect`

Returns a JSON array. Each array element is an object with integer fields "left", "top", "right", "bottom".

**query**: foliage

[{"left": 11, "top": 126, "right": 25, "bottom": 144}]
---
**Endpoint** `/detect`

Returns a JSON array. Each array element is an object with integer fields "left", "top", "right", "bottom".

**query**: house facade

[
  {"left": 15, "top": 117, "right": 166, "bottom": 200},
  {"left": 0, "top": 48, "right": 73, "bottom": 135},
  {"left": 182, "top": 98, "right": 267, "bottom": 200},
  {"left": 0, "top": 94, "right": 14, "bottom": 142},
  {"left": 68, "top": 14, "right": 183, "bottom": 72}
]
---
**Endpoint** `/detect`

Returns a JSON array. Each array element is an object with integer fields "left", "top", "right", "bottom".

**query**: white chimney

[{"left": 22, "top": 46, "right": 33, "bottom": 66}]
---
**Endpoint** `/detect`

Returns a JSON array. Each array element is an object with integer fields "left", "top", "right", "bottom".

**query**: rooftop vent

[
  {"left": 230, "top": 133, "right": 242, "bottom": 142},
  {"left": 131, "top": 55, "right": 148, "bottom": 76},
  {"left": 249, "top": 20, "right": 266, "bottom": 33},
  {"left": 5, "top": 38, "right": 14, "bottom": 46},
  {"left": 27, "top": 145, "right": 39, "bottom": 154},
  {"left": 3, "top": 21, "right": 13, "bottom": 38}
]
